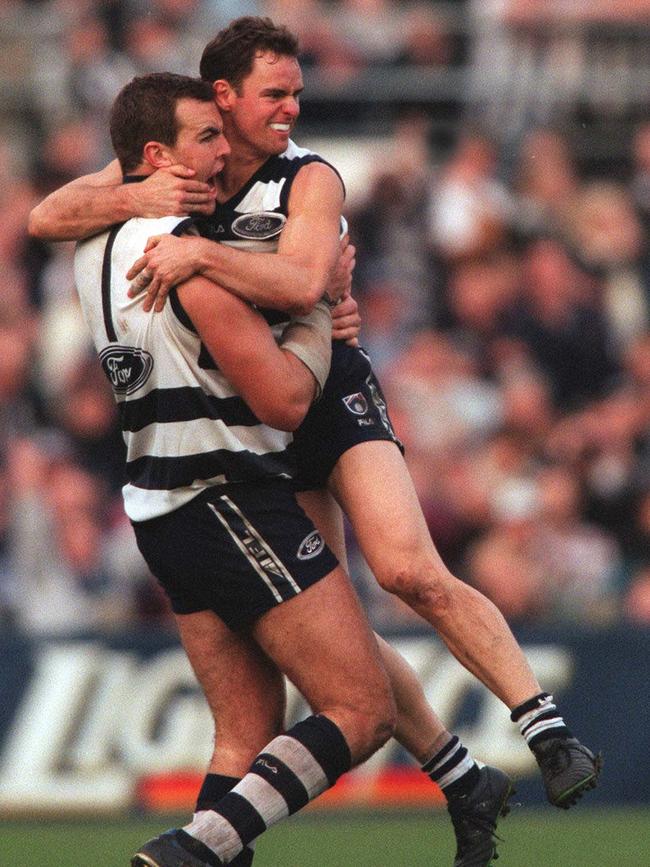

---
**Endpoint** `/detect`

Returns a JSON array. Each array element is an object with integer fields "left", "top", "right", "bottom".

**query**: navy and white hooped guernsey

[{"left": 73, "top": 214, "right": 294, "bottom": 522}]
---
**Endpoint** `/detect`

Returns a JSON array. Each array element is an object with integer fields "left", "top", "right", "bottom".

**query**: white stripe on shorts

[{"left": 208, "top": 495, "right": 302, "bottom": 602}]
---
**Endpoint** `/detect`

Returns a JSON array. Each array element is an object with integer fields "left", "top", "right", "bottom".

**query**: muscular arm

[
  {"left": 27, "top": 162, "right": 216, "bottom": 242},
  {"left": 177, "top": 276, "right": 328, "bottom": 431},
  {"left": 130, "top": 162, "right": 344, "bottom": 316}
]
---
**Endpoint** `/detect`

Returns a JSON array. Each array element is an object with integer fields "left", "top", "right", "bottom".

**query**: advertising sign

[{"left": 0, "top": 627, "right": 646, "bottom": 813}]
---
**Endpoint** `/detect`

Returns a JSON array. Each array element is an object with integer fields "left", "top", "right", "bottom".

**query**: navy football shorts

[
  {"left": 291, "top": 342, "right": 404, "bottom": 491},
  {"left": 132, "top": 480, "right": 338, "bottom": 630}
]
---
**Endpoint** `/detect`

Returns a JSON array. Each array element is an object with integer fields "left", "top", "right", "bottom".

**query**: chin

[{"left": 269, "top": 138, "right": 289, "bottom": 154}]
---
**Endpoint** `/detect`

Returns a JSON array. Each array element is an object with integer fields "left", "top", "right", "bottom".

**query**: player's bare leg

[
  {"left": 298, "top": 487, "right": 450, "bottom": 758},
  {"left": 298, "top": 487, "right": 514, "bottom": 866},
  {"left": 251, "top": 565, "right": 395, "bottom": 763},
  {"left": 174, "top": 612, "right": 286, "bottom": 866},
  {"left": 177, "top": 611, "right": 285, "bottom": 777},
  {"left": 133, "top": 567, "right": 396, "bottom": 866},
  {"left": 329, "top": 441, "right": 541, "bottom": 707},
  {"left": 329, "top": 440, "right": 601, "bottom": 809}
]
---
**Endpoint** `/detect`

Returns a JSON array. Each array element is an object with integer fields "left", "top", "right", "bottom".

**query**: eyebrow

[{"left": 260, "top": 86, "right": 304, "bottom": 97}]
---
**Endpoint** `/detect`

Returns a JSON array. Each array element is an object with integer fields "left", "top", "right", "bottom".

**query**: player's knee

[{"left": 377, "top": 556, "right": 456, "bottom": 619}]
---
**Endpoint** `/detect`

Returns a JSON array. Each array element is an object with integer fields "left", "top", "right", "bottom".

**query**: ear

[
  {"left": 213, "top": 79, "right": 235, "bottom": 111},
  {"left": 142, "top": 141, "right": 174, "bottom": 169}
]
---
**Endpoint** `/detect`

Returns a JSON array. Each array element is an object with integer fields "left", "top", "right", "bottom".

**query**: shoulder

[
  {"left": 282, "top": 141, "right": 345, "bottom": 198},
  {"left": 75, "top": 215, "right": 194, "bottom": 276},
  {"left": 116, "top": 215, "right": 195, "bottom": 257},
  {"left": 287, "top": 160, "right": 346, "bottom": 214}
]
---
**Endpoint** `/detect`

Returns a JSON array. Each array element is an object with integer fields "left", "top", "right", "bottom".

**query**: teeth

[{"left": 270, "top": 123, "right": 290, "bottom": 131}]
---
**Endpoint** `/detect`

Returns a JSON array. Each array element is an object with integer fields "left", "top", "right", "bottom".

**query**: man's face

[
  {"left": 167, "top": 98, "right": 230, "bottom": 186},
  {"left": 226, "top": 51, "right": 303, "bottom": 157}
]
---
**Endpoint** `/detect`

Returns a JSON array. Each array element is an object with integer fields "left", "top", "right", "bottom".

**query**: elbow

[
  {"left": 27, "top": 208, "right": 46, "bottom": 240},
  {"left": 254, "top": 393, "right": 312, "bottom": 432},
  {"left": 283, "top": 277, "right": 326, "bottom": 318},
  {"left": 28, "top": 206, "right": 63, "bottom": 242},
  {"left": 282, "top": 398, "right": 311, "bottom": 431},
  {"left": 301, "top": 278, "right": 327, "bottom": 315}
]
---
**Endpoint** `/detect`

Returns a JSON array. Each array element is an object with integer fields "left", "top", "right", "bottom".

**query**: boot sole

[{"left": 552, "top": 752, "right": 603, "bottom": 809}]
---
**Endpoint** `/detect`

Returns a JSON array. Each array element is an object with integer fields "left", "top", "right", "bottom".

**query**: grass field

[{"left": 1, "top": 808, "right": 646, "bottom": 867}]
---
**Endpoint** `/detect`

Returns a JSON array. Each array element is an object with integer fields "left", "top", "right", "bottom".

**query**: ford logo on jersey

[
  {"left": 99, "top": 346, "right": 154, "bottom": 395},
  {"left": 232, "top": 211, "right": 287, "bottom": 240}
]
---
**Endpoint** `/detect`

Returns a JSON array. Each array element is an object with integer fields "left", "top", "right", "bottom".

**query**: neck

[
  {"left": 129, "top": 163, "right": 155, "bottom": 179},
  {"left": 215, "top": 122, "right": 275, "bottom": 200},
  {"left": 217, "top": 154, "right": 265, "bottom": 199}
]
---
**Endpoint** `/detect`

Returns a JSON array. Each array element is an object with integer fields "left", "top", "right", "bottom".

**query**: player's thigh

[
  {"left": 250, "top": 566, "right": 390, "bottom": 714},
  {"left": 176, "top": 609, "right": 285, "bottom": 749},
  {"left": 329, "top": 440, "right": 449, "bottom": 577},
  {"left": 296, "top": 487, "right": 348, "bottom": 568}
]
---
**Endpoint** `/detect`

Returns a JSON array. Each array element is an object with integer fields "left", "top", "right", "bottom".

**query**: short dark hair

[
  {"left": 200, "top": 16, "right": 299, "bottom": 91},
  {"left": 110, "top": 73, "right": 214, "bottom": 172}
]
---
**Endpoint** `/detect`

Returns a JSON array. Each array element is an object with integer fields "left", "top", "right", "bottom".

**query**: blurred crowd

[{"left": 0, "top": 0, "right": 648, "bottom": 636}]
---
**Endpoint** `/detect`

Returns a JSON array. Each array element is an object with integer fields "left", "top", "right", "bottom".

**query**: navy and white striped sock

[
  {"left": 184, "top": 715, "right": 351, "bottom": 863},
  {"left": 193, "top": 774, "right": 255, "bottom": 866},
  {"left": 510, "top": 692, "right": 571, "bottom": 748},
  {"left": 421, "top": 735, "right": 480, "bottom": 799}
]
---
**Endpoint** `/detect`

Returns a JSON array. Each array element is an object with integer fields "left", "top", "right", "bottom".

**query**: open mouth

[{"left": 270, "top": 123, "right": 291, "bottom": 133}]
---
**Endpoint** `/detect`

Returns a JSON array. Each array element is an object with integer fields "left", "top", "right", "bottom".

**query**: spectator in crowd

[
  {"left": 501, "top": 238, "right": 618, "bottom": 409},
  {"left": 2, "top": 436, "right": 142, "bottom": 635},
  {"left": 428, "top": 128, "right": 515, "bottom": 262},
  {"left": 511, "top": 127, "right": 580, "bottom": 240},
  {"left": 466, "top": 476, "right": 548, "bottom": 625},
  {"left": 63, "top": 14, "right": 135, "bottom": 126},
  {"left": 393, "top": 4, "right": 457, "bottom": 69},
  {"left": 624, "top": 567, "right": 650, "bottom": 625},
  {"left": 564, "top": 181, "right": 649, "bottom": 351},
  {"left": 335, "top": 0, "right": 404, "bottom": 67},
  {"left": 349, "top": 112, "right": 435, "bottom": 322},
  {"left": 631, "top": 121, "right": 650, "bottom": 233},
  {"left": 533, "top": 463, "right": 622, "bottom": 623}
]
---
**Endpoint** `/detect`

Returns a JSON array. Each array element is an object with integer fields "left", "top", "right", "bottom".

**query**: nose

[
  {"left": 282, "top": 96, "right": 300, "bottom": 118},
  {"left": 218, "top": 135, "right": 231, "bottom": 158}
]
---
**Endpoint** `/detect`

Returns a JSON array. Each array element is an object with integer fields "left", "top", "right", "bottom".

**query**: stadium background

[{"left": 0, "top": 1, "right": 649, "bottom": 864}]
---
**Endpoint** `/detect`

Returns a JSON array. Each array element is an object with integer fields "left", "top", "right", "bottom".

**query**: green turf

[{"left": 2, "top": 808, "right": 647, "bottom": 866}]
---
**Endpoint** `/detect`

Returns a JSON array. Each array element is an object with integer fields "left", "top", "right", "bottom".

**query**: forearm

[
  {"left": 240, "top": 303, "right": 332, "bottom": 429},
  {"left": 29, "top": 182, "right": 136, "bottom": 242},
  {"left": 198, "top": 242, "right": 328, "bottom": 316}
]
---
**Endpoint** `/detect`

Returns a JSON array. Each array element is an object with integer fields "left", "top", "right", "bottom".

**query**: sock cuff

[
  {"left": 196, "top": 774, "right": 241, "bottom": 811},
  {"left": 421, "top": 735, "right": 458, "bottom": 774},
  {"left": 510, "top": 692, "right": 551, "bottom": 722},
  {"left": 289, "top": 714, "right": 352, "bottom": 785}
]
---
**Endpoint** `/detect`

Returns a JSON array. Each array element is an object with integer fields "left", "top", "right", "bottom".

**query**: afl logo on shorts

[
  {"left": 99, "top": 345, "right": 154, "bottom": 395},
  {"left": 297, "top": 530, "right": 325, "bottom": 560},
  {"left": 232, "top": 212, "right": 286, "bottom": 240},
  {"left": 342, "top": 392, "right": 369, "bottom": 416}
]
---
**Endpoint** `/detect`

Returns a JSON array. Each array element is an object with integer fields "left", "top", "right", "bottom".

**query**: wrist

[
  {"left": 195, "top": 238, "right": 216, "bottom": 276},
  {"left": 120, "top": 183, "right": 143, "bottom": 220}
]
